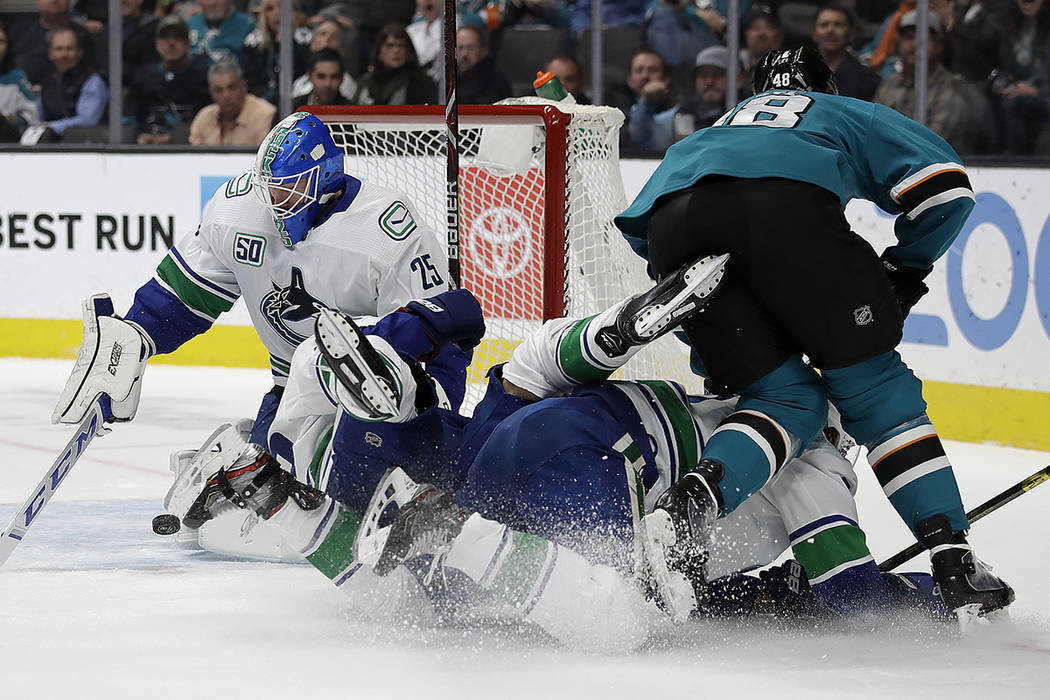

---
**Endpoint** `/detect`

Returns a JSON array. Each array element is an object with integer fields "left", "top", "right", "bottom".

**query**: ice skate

[
  {"left": 315, "top": 308, "right": 402, "bottom": 420},
  {"left": 643, "top": 459, "right": 726, "bottom": 621},
  {"left": 182, "top": 443, "right": 326, "bottom": 529},
  {"left": 917, "top": 514, "right": 1015, "bottom": 624},
  {"left": 595, "top": 253, "right": 729, "bottom": 357},
  {"left": 371, "top": 477, "right": 473, "bottom": 577}
]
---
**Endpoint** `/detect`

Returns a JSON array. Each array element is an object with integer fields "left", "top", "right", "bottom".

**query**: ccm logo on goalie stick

[{"left": 20, "top": 412, "right": 101, "bottom": 528}]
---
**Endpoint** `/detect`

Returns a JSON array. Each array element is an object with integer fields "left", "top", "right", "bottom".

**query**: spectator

[
  {"left": 116, "top": 0, "right": 160, "bottom": 85},
  {"left": 37, "top": 26, "right": 108, "bottom": 137},
  {"left": 949, "top": 0, "right": 999, "bottom": 82},
  {"left": 812, "top": 4, "right": 880, "bottom": 101},
  {"left": 187, "top": 0, "right": 255, "bottom": 65},
  {"left": 242, "top": 0, "right": 312, "bottom": 104},
  {"left": 570, "top": 0, "right": 647, "bottom": 38},
  {"left": 741, "top": 4, "right": 783, "bottom": 92},
  {"left": 73, "top": 0, "right": 108, "bottom": 32},
  {"left": 407, "top": 0, "right": 442, "bottom": 84},
  {"left": 457, "top": 1, "right": 506, "bottom": 30},
  {"left": 128, "top": 15, "right": 210, "bottom": 144},
  {"left": 863, "top": 0, "right": 955, "bottom": 76},
  {"left": 874, "top": 10, "right": 975, "bottom": 152},
  {"left": 623, "top": 49, "right": 678, "bottom": 151},
  {"left": 352, "top": 23, "right": 437, "bottom": 105},
  {"left": 501, "top": 0, "right": 573, "bottom": 27},
  {"left": 646, "top": 0, "right": 722, "bottom": 79},
  {"left": 189, "top": 60, "right": 275, "bottom": 145},
  {"left": 313, "top": 0, "right": 415, "bottom": 73},
  {"left": 292, "top": 48, "right": 350, "bottom": 108},
  {"left": 678, "top": 45, "right": 740, "bottom": 134},
  {"left": 988, "top": 0, "right": 1050, "bottom": 154},
  {"left": 0, "top": 21, "right": 38, "bottom": 142},
  {"left": 292, "top": 19, "right": 358, "bottom": 102},
  {"left": 456, "top": 25, "right": 511, "bottom": 104},
  {"left": 12, "top": 0, "right": 97, "bottom": 87},
  {"left": 545, "top": 54, "right": 590, "bottom": 103}
]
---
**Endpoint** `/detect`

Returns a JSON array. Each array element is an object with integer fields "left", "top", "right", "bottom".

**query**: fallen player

[{"left": 162, "top": 256, "right": 951, "bottom": 649}]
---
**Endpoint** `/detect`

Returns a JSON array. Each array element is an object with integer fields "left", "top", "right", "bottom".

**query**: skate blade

[
  {"left": 641, "top": 509, "right": 698, "bottom": 624},
  {"left": 316, "top": 310, "right": 400, "bottom": 418},
  {"left": 956, "top": 603, "right": 990, "bottom": 633},
  {"left": 633, "top": 253, "right": 729, "bottom": 339},
  {"left": 955, "top": 603, "right": 1010, "bottom": 633}
]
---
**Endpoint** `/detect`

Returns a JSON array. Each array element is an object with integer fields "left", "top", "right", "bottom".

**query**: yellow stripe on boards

[
  {"left": 922, "top": 380, "right": 1050, "bottom": 451},
  {"left": 0, "top": 317, "right": 268, "bottom": 368},
  {"left": 5, "top": 317, "right": 1050, "bottom": 451}
]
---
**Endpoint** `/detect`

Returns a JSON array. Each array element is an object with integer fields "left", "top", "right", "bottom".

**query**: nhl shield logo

[{"left": 854, "top": 305, "right": 873, "bottom": 326}]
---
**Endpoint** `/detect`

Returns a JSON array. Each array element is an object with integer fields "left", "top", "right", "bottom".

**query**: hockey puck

[{"left": 152, "top": 513, "right": 181, "bottom": 536}]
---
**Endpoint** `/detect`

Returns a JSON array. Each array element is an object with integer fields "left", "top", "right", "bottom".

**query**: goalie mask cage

[{"left": 309, "top": 100, "right": 703, "bottom": 409}]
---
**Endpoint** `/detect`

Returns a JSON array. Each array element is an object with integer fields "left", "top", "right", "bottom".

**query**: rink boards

[{"left": 1, "top": 152, "right": 1048, "bottom": 448}]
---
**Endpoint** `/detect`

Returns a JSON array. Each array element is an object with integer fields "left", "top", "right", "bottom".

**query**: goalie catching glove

[{"left": 53, "top": 294, "right": 149, "bottom": 424}]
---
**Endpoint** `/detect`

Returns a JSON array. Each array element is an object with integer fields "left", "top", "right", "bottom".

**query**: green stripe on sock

[
  {"left": 157, "top": 255, "right": 235, "bottom": 319},
  {"left": 557, "top": 315, "right": 614, "bottom": 385},
  {"left": 639, "top": 380, "right": 699, "bottom": 475},
  {"left": 308, "top": 426, "right": 334, "bottom": 486},
  {"left": 306, "top": 506, "right": 363, "bottom": 580},
  {"left": 489, "top": 532, "right": 550, "bottom": 608},
  {"left": 791, "top": 524, "right": 871, "bottom": 580}
]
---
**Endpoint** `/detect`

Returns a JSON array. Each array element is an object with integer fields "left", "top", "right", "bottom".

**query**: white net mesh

[{"left": 321, "top": 100, "right": 702, "bottom": 410}]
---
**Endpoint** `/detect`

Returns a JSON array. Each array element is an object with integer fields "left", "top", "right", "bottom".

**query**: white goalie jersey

[{"left": 131, "top": 172, "right": 448, "bottom": 384}]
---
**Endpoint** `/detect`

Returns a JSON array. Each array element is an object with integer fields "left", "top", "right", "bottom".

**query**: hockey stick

[
  {"left": 878, "top": 464, "right": 1050, "bottom": 572},
  {"left": 443, "top": 0, "right": 461, "bottom": 287},
  {"left": 0, "top": 396, "right": 111, "bottom": 568}
]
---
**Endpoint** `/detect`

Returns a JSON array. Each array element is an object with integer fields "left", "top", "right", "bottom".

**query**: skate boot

[
  {"left": 182, "top": 443, "right": 326, "bottom": 529},
  {"left": 642, "top": 459, "right": 726, "bottom": 622},
  {"left": 373, "top": 484, "right": 473, "bottom": 577},
  {"left": 315, "top": 308, "right": 402, "bottom": 420},
  {"left": 917, "top": 514, "right": 1015, "bottom": 621},
  {"left": 595, "top": 253, "right": 729, "bottom": 357}
]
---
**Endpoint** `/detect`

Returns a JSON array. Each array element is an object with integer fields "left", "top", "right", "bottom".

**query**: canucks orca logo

[{"left": 260, "top": 267, "right": 325, "bottom": 345}]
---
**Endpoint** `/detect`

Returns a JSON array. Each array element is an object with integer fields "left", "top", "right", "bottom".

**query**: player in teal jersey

[{"left": 614, "top": 45, "right": 1013, "bottom": 622}]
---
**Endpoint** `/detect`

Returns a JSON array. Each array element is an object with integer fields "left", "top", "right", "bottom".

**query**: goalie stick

[
  {"left": 878, "top": 464, "right": 1050, "bottom": 572},
  {"left": 0, "top": 396, "right": 111, "bottom": 568},
  {"left": 443, "top": 0, "right": 461, "bottom": 287}
]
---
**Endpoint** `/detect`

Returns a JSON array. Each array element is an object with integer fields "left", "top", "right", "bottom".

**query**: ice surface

[{"left": 1, "top": 359, "right": 1048, "bottom": 698}]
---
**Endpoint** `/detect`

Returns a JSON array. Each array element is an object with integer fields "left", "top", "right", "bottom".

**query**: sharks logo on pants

[{"left": 260, "top": 267, "right": 325, "bottom": 345}]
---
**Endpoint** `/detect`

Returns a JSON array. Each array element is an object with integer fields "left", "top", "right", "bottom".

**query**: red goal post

[{"left": 307, "top": 100, "right": 702, "bottom": 407}]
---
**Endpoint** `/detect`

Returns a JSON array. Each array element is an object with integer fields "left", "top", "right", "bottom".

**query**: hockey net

[{"left": 311, "top": 99, "right": 702, "bottom": 409}]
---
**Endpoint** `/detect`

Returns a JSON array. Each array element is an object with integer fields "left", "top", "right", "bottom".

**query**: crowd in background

[{"left": 0, "top": 0, "right": 1048, "bottom": 156}]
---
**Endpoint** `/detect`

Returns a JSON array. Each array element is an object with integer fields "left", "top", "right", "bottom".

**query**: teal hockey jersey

[{"left": 615, "top": 90, "right": 975, "bottom": 272}]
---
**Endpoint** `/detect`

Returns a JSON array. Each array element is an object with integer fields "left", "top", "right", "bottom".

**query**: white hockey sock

[
  {"left": 442, "top": 514, "right": 662, "bottom": 652},
  {"left": 503, "top": 305, "right": 644, "bottom": 399}
]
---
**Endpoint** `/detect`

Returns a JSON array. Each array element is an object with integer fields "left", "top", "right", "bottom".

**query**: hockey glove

[
  {"left": 53, "top": 294, "right": 149, "bottom": 424},
  {"left": 879, "top": 253, "right": 932, "bottom": 319},
  {"left": 757, "top": 560, "right": 826, "bottom": 618},
  {"left": 403, "top": 289, "right": 486, "bottom": 354}
]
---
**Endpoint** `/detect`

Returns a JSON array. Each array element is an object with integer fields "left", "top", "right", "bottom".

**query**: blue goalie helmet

[
  {"left": 253, "top": 112, "right": 345, "bottom": 247},
  {"left": 752, "top": 45, "right": 839, "bottom": 96}
]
